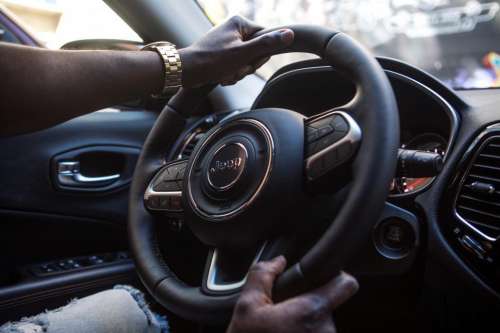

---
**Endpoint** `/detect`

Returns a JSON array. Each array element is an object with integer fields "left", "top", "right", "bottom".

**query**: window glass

[
  {"left": 197, "top": 0, "right": 500, "bottom": 89},
  {"left": 0, "top": 0, "right": 141, "bottom": 48},
  {"left": 0, "top": 21, "right": 21, "bottom": 43}
]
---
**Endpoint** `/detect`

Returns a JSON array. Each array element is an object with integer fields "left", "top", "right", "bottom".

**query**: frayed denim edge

[
  {"left": 0, "top": 287, "right": 169, "bottom": 333},
  {"left": 0, "top": 313, "right": 49, "bottom": 333},
  {"left": 113, "top": 285, "right": 170, "bottom": 333},
  {"left": 0, "top": 298, "right": 80, "bottom": 333}
]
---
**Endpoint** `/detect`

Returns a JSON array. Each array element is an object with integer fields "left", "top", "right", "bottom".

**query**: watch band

[{"left": 142, "top": 42, "right": 182, "bottom": 97}]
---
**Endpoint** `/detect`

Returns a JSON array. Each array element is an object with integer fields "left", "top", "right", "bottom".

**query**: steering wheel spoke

[
  {"left": 144, "top": 159, "right": 187, "bottom": 213},
  {"left": 304, "top": 111, "right": 362, "bottom": 181},
  {"left": 203, "top": 242, "right": 267, "bottom": 294}
]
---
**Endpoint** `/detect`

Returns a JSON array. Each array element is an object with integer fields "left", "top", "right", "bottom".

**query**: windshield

[{"left": 197, "top": 0, "right": 500, "bottom": 89}]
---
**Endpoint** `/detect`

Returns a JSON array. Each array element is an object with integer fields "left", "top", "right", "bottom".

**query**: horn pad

[
  {"left": 183, "top": 109, "right": 306, "bottom": 248},
  {"left": 186, "top": 118, "right": 273, "bottom": 220}
]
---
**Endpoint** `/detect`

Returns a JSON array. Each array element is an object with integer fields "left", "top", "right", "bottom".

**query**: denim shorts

[{"left": 0, "top": 285, "right": 169, "bottom": 333}]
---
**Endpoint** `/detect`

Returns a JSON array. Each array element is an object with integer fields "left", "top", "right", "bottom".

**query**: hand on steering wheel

[
  {"left": 227, "top": 256, "right": 358, "bottom": 333},
  {"left": 179, "top": 15, "right": 294, "bottom": 88}
]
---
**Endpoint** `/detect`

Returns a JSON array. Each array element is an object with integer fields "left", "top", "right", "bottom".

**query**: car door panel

[
  {"left": 0, "top": 110, "right": 157, "bottom": 321},
  {"left": 0, "top": 110, "right": 157, "bottom": 223}
]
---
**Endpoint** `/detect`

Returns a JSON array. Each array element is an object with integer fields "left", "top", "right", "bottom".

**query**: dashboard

[
  {"left": 168, "top": 58, "right": 500, "bottom": 309},
  {"left": 174, "top": 65, "right": 458, "bottom": 196},
  {"left": 251, "top": 63, "right": 458, "bottom": 197}
]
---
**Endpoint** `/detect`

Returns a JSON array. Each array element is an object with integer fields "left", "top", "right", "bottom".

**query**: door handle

[
  {"left": 52, "top": 145, "right": 140, "bottom": 192},
  {"left": 57, "top": 161, "right": 120, "bottom": 187}
]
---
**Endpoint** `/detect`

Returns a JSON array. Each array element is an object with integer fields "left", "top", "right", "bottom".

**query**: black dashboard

[
  {"left": 167, "top": 57, "right": 500, "bottom": 322},
  {"left": 252, "top": 63, "right": 458, "bottom": 197}
]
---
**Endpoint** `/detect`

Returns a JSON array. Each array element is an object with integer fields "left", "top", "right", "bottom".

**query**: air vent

[
  {"left": 456, "top": 136, "right": 500, "bottom": 240},
  {"left": 178, "top": 131, "right": 206, "bottom": 159}
]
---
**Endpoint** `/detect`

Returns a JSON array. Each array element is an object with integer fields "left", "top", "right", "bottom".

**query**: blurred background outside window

[
  {"left": 0, "top": 0, "right": 141, "bottom": 49},
  {"left": 198, "top": 0, "right": 500, "bottom": 89}
]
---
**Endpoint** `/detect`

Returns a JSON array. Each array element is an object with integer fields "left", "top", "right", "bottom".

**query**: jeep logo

[
  {"left": 209, "top": 157, "right": 243, "bottom": 174},
  {"left": 207, "top": 143, "right": 247, "bottom": 191}
]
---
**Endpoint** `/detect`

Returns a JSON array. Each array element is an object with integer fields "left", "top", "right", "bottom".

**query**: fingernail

[{"left": 340, "top": 272, "right": 359, "bottom": 294}]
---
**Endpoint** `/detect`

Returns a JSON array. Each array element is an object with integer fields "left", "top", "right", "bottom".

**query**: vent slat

[
  {"left": 463, "top": 218, "right": 500, "bottom": 232},
  {"left": 179, "top": 132, "right": 207, "bottom": 159},
  {"left": 467, "top": 174, "right": 500, "bottom": 185},
  {"left": 478, "top": 153, "right": 500, "bottom": 160},
  {"left": 456, "top": 137, "right": 500, "bottom": 238},
  {"left": 457, "top": 205, "right": 500, "bottom": 221},
  {"left": 473, "top": 163, "right": 500, "bottom": 172},
  {"left": 459, "top": 194, "right": 500, "bottom": 208}
]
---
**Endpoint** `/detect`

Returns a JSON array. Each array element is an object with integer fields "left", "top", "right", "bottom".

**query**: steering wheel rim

[{"left": 128, "top": 25, "right": 400, "bottom": 324}]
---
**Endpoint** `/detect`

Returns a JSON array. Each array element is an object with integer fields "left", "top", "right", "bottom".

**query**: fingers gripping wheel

[{"left": 128, "top": 25, "right": 399, "bottom": 324}]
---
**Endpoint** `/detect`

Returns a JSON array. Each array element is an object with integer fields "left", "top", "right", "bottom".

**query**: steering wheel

[{"left": 128, "top": 25, "right": 399, "bottom": 324}]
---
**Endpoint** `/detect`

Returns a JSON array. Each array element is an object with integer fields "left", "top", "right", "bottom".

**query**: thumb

[
  {"left": 304, "top": 272, "right": 359, "bottom": 311},
  {"left": 242, "top": 256, "right": 287, "bottom": 299},
  {"left": 242, "top": 29, "right": 294, "bottom": 59}
]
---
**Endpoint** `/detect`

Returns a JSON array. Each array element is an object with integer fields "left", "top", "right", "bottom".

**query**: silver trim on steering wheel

[{"left": 206, "top": 242, "right": 267, "bottom": 292}]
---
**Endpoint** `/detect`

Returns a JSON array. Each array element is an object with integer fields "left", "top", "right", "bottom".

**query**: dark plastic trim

[{"left": 0, "top": 262, "right": 135, "bottom": 313}]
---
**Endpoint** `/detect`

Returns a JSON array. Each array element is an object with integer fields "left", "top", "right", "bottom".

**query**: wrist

[
  {"left": 141, "top": 42, "right": 182, "bottom": 97},
  {"left": 178, "top": 47, "right": 196, "bottom": 88},
  {"left": 142, "top": 50, "right": 166, "bottom": 95}
]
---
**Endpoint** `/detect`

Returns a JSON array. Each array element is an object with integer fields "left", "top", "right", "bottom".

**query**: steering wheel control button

[
  {"left": 158, "top": 196, "right": 169, "bottom": 209},
  {"left": 305, "top": 114, "right": 352, "bottom": 157},
  {"left": 318, "top": 131, "right": 345, "bottom": 151},
  {"left": 332, "top": 115, "right": 349, "bottom": 132},
  {"left": 309, "top": 115, "right": 334, "bottom": 130},
  {"left": 306, "top": 126, "right": 319, "bottom": 142},
  {"left": 145, "top": 159, "right": 187, "bottom": 212},
  {"left": 151, "top": 160, "right": 187, "bottom": 189},
  {"left": 170, "top": 195, "right": 183, "bottom": 211},
  {"left": 146, "top": 196, "right": 160, "bottom": 210},
  {"left": 207, "top": 143, "right": 247, "bottom": 191},
  {"left": 153, "top": 181, "right": 181, "bottom": 192},
  {"left": 374, "top": 218, "right": 416, "bottom": 259},
  {"left": 305, "top": 112, "right": 361, "bottom": 181},
  {"left": 317, "top": 125, "right": 334, "bottom": 138},
  {"left": 145, "top": 192, "right": 183, "bottom": 212}
]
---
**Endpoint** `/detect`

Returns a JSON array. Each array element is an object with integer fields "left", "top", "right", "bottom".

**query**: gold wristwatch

[{"left": 142, "top": 42, "right": 182, "bottom": 97}]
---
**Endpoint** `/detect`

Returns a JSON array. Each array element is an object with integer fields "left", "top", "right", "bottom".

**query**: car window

[
  {"left": 0, "top": 0, "right": 141, "bottom": 48},
  {"left": 0, "top": 21, "right": 21, "bottom": 43},
  {"left": 197, "top": 0, "right": 500, "bottom": 90}
]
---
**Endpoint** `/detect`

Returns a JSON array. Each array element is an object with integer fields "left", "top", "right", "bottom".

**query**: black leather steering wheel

[{"left": 128, "top": 25, "right": 399, "bottom": 324}]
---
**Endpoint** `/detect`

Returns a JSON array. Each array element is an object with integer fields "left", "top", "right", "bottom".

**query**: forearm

[
  {"left": 0, "top": 43, "right": 163, "bottom": 136},
  {"left": 0, "top": 17, "right": 294, "bottom": 137}
]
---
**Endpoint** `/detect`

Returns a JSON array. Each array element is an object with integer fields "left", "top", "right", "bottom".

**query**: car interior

[{"left": 0, "top": 0, "right": 499, "bottom": 332}]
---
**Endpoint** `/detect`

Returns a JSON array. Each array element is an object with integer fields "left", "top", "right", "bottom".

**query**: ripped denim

[{"left": 0, "top": 285, "right": 169, "bottom": 333}]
